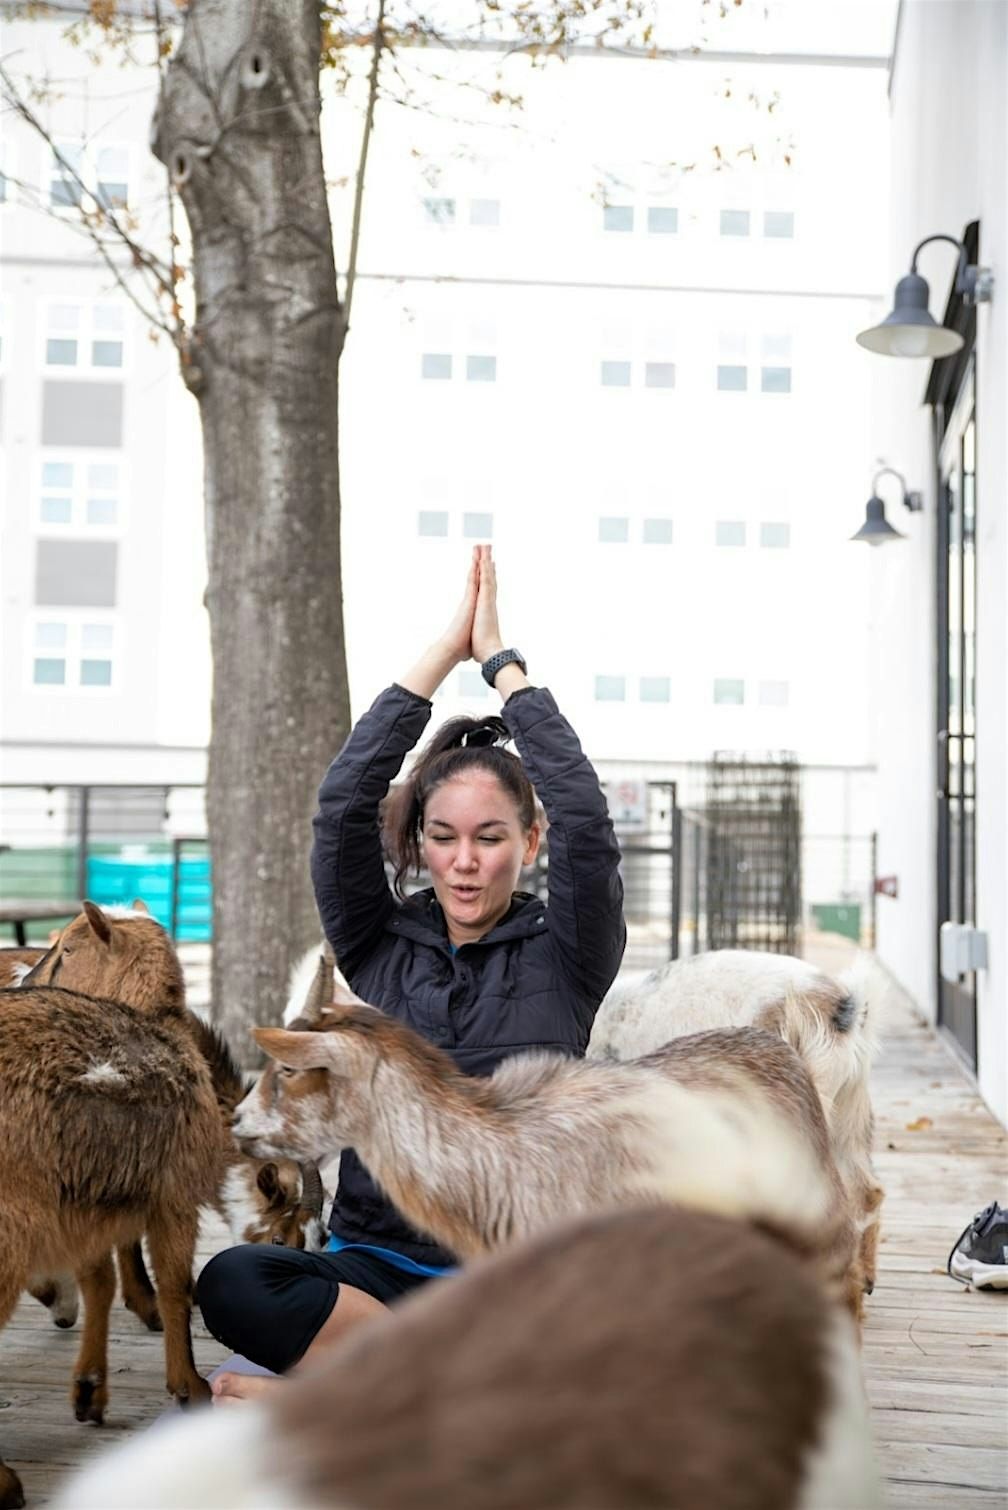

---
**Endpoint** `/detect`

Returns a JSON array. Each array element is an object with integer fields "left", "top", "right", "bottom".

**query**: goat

[
  {"left": 52, "top": 1205, "right": 882, "bottom": 1510},
  {"left": 0, "top": 983, "right": 222, "bottom": 1509},
  {"left": 8, "top": 913, "right": 327, "bottom": 1335},
  {"left": 590, "top": 949, "right": 885, "bottom": 1297},
  {"left": 235, "top": 987, "right": 862, "bottom": 1314}
]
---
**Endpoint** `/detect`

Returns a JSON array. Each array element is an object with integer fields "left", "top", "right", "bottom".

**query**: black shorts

[{"left": 196, "top": 1243, "right": 435, "bottom": 1376}]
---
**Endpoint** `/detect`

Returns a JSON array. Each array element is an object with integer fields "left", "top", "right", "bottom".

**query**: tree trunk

[{"left": 152, "top": 0, "right": 349, "bottom": 1062}]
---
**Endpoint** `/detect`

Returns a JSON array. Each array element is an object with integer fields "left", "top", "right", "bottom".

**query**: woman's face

[{"left": 421, "top": 772, "right": 540, "bottom": 948}]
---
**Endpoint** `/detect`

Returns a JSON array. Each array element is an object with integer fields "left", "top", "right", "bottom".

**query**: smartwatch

[{"left": 481, "top": 648, "right": 528, "bottom": 687}]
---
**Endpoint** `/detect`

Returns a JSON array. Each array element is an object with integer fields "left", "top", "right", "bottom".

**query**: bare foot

[{"left": 210, "top": 1371, "right": 282, "bottom": 1407}]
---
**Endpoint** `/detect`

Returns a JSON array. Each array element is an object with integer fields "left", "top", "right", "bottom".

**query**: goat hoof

[
  {"left": 54, "top": 1315, "right": 76, "bottom": 1330},
  {"left": 172, "top": 1374, "right": 212, "bottom": 1409},
  {"left": 0, "top": 1464, "right": 25, "bottom": 1510},
  {"left": 72, "top": 1374, "right": 106, "bottom": 1425}
]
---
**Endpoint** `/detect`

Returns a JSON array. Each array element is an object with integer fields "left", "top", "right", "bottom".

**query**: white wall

[{"left": 873, "top": 0, "right": 1008, "bottom": 1122}]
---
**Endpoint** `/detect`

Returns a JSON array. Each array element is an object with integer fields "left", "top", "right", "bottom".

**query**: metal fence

[{"left": 0, "top": 780, "right": 878, "bottom": 960}]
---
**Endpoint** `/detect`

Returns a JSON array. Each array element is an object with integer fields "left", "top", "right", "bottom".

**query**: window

[
  {"left": 465, "top": 354, "right": 496, "bottom": 383},
  {"left": 716, "top": 521, "right": 746, "bottom": 547},
  {"left": 469, "top": 198, "right": 500, "bottom": 227},
  {"left": 761, "top": 366, "right": 791, "bottom": 394},
  {"left": 421, "top": 353, "right": 452, "bottom": 380},
  {"left": 35, "top": 540, "right": 118, "bottom": 608},
  {"left": 720, "top": 209, "right": 750, "bottom": 237},
  {"left": 760, "top": 522, "right": 790, "bottom": 548},
  {"left": 96, "top": 147, "right": 129, "bottom": 209},
  {"left": 717, "top": 365, "right": 747, "bottom": 392},
  {"left": 647, "top": 206, "right": 678, "bottom": 234},
  {"left": 423, "top": 197, "right": 455, "bottom": 225},
  {"left": 640, "top": 676, "right": 671, "bottom": 703},
  {"left": 49, "top": 142, "right": 129, "bottom": 211},
  {"left": 38, "top": 458, "right": 122, "bottom": 530},
  {"left": 763, "top": 210, "right": 794, "bottom": 239},
  {"left": 463, "top": 511, "right": 493, "bottom": 539},
  {"left": 603, "top": 205, "right": 634, "bottom": 233},
  {"left": 600, "top": 360, "right": 631, "bottom": 388},
  {"left": 644, "top": 362, "right": 675, "bottom": 390},
  {"left": 594, "top": 675, "right": 626, "bottom": 702},
  {"left": 417, "top": 511, "right": 449, "bottom": 537},
  {"left": 49, "top": 143, "right": 84, "bottom": 208},
  {"left": 713, "top": 678, "right": 745, "bottom": 705},
  {"left": 44, "top": 303, "right": 125, "bottom": 371},
  {"left": 31, "top": 618, "right": 115, "bottom": 690},
  {"left": 642, "top": 517, "right": 673, "bottom": 544},
  {"left": 458, "top": 668, "right": 489, "bottom": 699},
  {"left": 758, "top": 680, "right": 789, "bottom": 707},
  {"left": 598, "top": 516, "right": 629, "bottom": 544}
]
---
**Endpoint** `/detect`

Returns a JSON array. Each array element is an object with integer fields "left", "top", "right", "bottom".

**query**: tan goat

[
  {"left": 53, "top": 1205, "right": 881, "bottom": 1510},
  {"left": 235, "top": 989, "right": 862, "bottom": 1315},
  {"left": 590, "top": 949, "right": 885, "bottom": 1296},
  {"left": 0, "top": 982, "right": 222, "bottom": 1510}
]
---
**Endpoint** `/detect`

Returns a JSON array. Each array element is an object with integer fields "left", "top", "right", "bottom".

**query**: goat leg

[
  {"left": 72, "top": 1254, "right": 116, "bottom": 1424},
  {"left": 116, "top": 1243, "right": 162, "bottom": 1332},
  {"left": 146, "top": 1214, "right": 210, "bottom": 1406}
]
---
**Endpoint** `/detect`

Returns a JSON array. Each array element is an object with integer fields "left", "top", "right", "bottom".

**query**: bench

[{"left": 0, "top": 901, "right": 77, "bottom": 946}]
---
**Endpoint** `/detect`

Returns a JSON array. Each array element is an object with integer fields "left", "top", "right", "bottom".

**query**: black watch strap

[{"left": 481, "top": 648, "right": 527, "bottom": 687}]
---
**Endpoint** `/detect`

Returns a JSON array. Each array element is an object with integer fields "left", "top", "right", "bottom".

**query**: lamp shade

[
  {"left": 856, "top": 272, "right": 965, "bottom": 359},
  {"left": 851, "top": 496, "right": 905, "bottom": 546}
]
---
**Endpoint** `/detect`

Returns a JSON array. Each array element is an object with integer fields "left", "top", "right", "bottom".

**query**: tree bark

[{"left": 152, "top": 0, "right": 349, "bottom": 1062}]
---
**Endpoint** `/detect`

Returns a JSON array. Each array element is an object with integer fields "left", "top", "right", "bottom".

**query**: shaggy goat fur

[
  {"left": 53, "top": 1206, "right": 881, "bottom": 1510},
  {"left": 236, "top": 992, "right": 860, "bottom": 1312},
  {"left": 0, "top": 984, "right": 223, "bottom": 1509},
  {"left": 589, "top": 948, "right": 885, "bottom": 1297}
]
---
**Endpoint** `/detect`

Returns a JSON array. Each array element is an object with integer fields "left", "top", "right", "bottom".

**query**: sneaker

[{"left": 947, "top": 1201, "right": 1008, "bottom": 1289}]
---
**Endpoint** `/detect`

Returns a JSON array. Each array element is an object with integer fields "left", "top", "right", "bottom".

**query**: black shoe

[{"left": 947, "top": 1201, "right": 1008, "bottom": 1289}]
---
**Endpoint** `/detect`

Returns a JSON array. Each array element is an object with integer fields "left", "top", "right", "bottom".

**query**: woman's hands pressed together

[{"left": 399, "top": 545, "right": 525, "bottom": 702}]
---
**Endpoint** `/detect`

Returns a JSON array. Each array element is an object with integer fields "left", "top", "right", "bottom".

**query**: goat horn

[
  {"left": 300, "top": 950, "right": 335, "bottom": 1024},
  {"left": 298, "top": 1162, "right": 325, "bottom": 1220}
]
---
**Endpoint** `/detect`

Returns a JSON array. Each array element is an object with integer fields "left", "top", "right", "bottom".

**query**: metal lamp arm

[
  {"left": 910, "top": 233, "right": 991, "bottom": 303},
  {"left": 872, "top": 466, "right": 923, "bottom": 514}
]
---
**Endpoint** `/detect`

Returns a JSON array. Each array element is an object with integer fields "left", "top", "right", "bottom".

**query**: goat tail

[{"left": 631, "top": 1082, "right": 846, "bottom": 1276}]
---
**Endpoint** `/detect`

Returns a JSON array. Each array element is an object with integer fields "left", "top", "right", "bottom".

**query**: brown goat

[
  {"left": 53, "top": 1206, "right": 881, "bottom": 1510},
  {"left": 7, "top": 914, "right": 326, "bottom": 1335},
  {"left": 0, "top": 983, "right": 222, "bottom": 1509}
]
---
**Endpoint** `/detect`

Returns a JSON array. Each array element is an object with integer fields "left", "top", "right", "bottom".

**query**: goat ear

[
  {"left": 330, "top": 982, "right": 368, "bottom": 1009},
  {"left": 253, "top": 1027, "right": 333, "bottom": 1071},
  {"left": 130, "top": 898, "right": 151, "bottom": 915},
  {"left": 255, "top": 1162, "right": 282, "bottom": 1203},
  {"left": 82, "top": 900, "right": 112, "bottom": 946}
]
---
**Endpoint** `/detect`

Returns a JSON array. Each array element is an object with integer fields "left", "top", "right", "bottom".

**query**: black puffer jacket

[{"left": 310, "top": 682, "right": 626, "bottom": 1266}]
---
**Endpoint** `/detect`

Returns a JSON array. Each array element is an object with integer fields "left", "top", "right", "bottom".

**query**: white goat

[
  {"left": 53, "top": 1205, "right": 881, "bottom": 1510},
  {"left": 590, "top": 948, "right": 884, "bottom": 1297},
  {"left": 234, "top": 988, "right": 862, "bottom": 1312}
]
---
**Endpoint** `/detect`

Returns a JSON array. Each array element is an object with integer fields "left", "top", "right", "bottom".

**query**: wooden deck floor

[{"left": 2, "top": 948, "right": 1007, "bottom": 1508}]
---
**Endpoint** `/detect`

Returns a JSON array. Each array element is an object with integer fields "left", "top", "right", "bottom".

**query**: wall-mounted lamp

[
  {"left": 856, "top": 234, "right": 994, "bottom": 358},
  {"left": 851, "top": 466, "right": 923, "bottom": 546}
]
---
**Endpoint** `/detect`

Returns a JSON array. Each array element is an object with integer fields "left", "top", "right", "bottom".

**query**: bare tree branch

[{"left": 343, "top": 0, "right": 386, "bottom": 331}]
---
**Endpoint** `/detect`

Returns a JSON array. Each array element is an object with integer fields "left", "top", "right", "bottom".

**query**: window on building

[
  {"left": 45, "top": 303, "right": 125, "bottom": 371},
  {"left": 458, "top": 667, "right": 489, "bottom": 698},
  {"left": 761, "top": 366, "right": 792, "bottom": 394},
  {"left": 469, "top": 198, "right": 500, "bottom": 227},
  {"left": 95, "top": 147, "right": 129, "bottom": 209},
  {"left": 717, "top": 365, "right": 747, "bottom": 392},
  {"left": 38, "top": 458, "right": 121, "bottom": 529},
  {"left": 421, "top": 353, "right": 452, "bottom": 380},
  {"left": 31, "top": 618, "right": 115, "bottom": 689},
  {"left": 647, "top": 205, "right": 678, "bottom": 234},
  {"left": 463, "top": 511, "right": 493, "bottom": 539},
  {"left": 713, "top": 678, "right": 745, "bottom": 705},
  {"left": 598, "top": 516, "right": 629, "bottom": 544},
  {"left": 49, "top": 144, "right": 84, "bottom": 208},
  {"left": 642, "top": 517, "right": 673, "bottom": 544},
  {"left": 423, "top": 197, "right": 455, "bottom": 225},
  {"left": 644, "top": 362, "right": 676, "bottom": 390},
  {"left": 465, "top": 354, "right": 496, "bottom": 382},
  {"left": 640, "top": 676, "right": 671, "bottom": 703},
  {"left": 600, "top": 360, "right": 632, "bottom": 387},
  {"left": 758, "top": 679, "right": 789, "bottom": 707},
  {"left": 594, "top": 675, "right": 626, "bottom": 702},
  {"left": 603, "top": 205, "right": 634, "bottom": 233},
  {"left": 50, "top": 142, "right": 129, "bottom": 211},
  {"left": 716, "top": 521, "right": 746, "bottom": 547},
  {"left": 720, "top": 209, "right": 750, "bottom": 237},
  {"left": 417, "top": 510, "right": 449, "bottom": 537},
  {"left": 759, "top": 521, "right": 790, "bottom": 548},
  {"left": 763, "top": 210, "right": 794, "bottom": 239}
]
